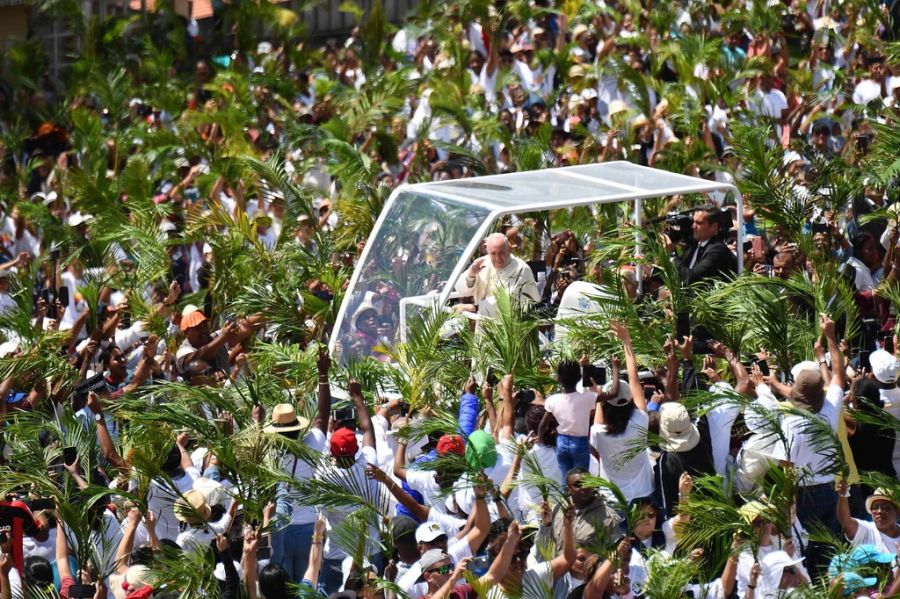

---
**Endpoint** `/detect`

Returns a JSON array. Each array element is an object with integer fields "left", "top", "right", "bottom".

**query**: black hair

[
  {"left": 23, "top": 556, "right": 54, "bottom": 588},
  {"left": 525, "top": 405, "right": 557, "bottom": 446},
  {"left": 851, "top": 231, "right": 876, "bottom": 252},
  {"left": 98, "top": 343, "right": 120, "bottom": 367},
  {"left": 557, "top": 360, "right": 581, "bottom": 390},
  {"left": 259, "top": 563, "right": 292, "bottom": 599},
  {"left": 161, "top": 444, "right": 183, "bottom": 475},
  {"left": 854, "top": 378, "right": 883, "bottom": 412},
  {"left": 601, "top": 401, "right": 636, "bottom": 436},
  {"left": 812, "top": 122, "right": 831, "bottom": 137},
  {"left": 566, "top": 466, "right": 591, "bottom": 481}
]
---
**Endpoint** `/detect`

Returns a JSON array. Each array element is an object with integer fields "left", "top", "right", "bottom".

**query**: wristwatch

[{"left": 94, "top": 412, "right": 104, "bottom": 423}]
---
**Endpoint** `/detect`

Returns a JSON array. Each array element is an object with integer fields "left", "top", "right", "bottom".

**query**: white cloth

[
  {"left": 281, "top": 428, "right": 327, "bottom": 525},
  {"left": 881, "top": 387, "right": 900, "bottom": 478},
  {"left": 781, "top": 384, "right": 843, "bottom": 485},
  {"left": 315, "top": 446, "right": 381, "bottom": 560},
  {"left": 590, "top": 410, "right": 654, "bottom": 502},
  {"left": 517, "top": 444, "right": 562, "bottom": 524},
  {"left": 454, "top": 255, "right": 539, "bottom": 306},
  {"left": 849, "top": 518, "right": 900, "bottom": 554},
  {"left": 134, "top": 466, "right": 201, "bottom": 544}
]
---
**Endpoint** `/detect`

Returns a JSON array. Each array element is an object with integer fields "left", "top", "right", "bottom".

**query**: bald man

[{"left": 455, "top": 233, "right": 539, "bottom": 308}]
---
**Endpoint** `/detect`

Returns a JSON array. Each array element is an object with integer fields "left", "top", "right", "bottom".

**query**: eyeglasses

[
  {"left": 426, "top": 564, "right": 453, "bottom": 575},
  {"left": 870, "top": 503, "right": 895, "bottom": 513}
]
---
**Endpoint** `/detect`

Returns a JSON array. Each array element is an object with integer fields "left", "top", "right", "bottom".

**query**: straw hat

[
  {"left": 174, "top": 489, "right": 212, "bottom": 525},
  {"left": 263, "top": 403, "right": 310, "bottom": 434},
  {"left": 865, "top": 488, "right": 898, "bottom": 514}
]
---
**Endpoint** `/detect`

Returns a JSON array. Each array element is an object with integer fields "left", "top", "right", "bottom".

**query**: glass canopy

[{"left": 331, "top": 162, "right": 741, "bottom": 363}]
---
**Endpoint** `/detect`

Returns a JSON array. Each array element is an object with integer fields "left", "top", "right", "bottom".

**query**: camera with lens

[{"left": 664, "top": 212, "right": 694, "bottom": 244}]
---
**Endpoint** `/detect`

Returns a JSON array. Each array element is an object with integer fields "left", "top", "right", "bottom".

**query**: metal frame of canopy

[{"left": 330, "top": 161, "right": 742, "bottom": 352}]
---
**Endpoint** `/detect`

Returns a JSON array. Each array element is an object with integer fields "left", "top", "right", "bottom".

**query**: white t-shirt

[
  {"left": 590, "top": 410, "right": 654, "bottom": 502},
  {"left": 853, "top": 79, "right": 883, "bottom": 105},
  {"left": 517, "top": 444, "right": 562, "bottom": 524},
  {"left": 782, "top": 384, "right": 843, "bottom": 486},
  {"left": 406, "top": 466, "right": 445, "bottom": 513},
  {"left": 282, "top": 428, "right": 327, "bottom": 525},
  {"left": 545, "top": 391, "right": 596, "bottom": 437},
  {"left": 176, "top": 513, "right": 233, "bottom": 554},
  {"left": 850, "top": 519, "right": 900, "bottom": 555},
  {"left": 316, "top": 446, "right": 381, "bottom": 560},
  {"left": 135, "top": 466, "right": 201, "bottom": 544},
  {"left": 881, "top": 386, "right": 900, "bottom": 477},
  {"left": 748, "top": 88, "right": 788, "bottom": 119}
]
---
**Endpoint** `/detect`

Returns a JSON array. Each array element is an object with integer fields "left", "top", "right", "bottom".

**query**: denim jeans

[
  {"left": 556, "top": 434, "right": 590, "bottom": 484},
  {"left": 796, "top": 483, "right": 840, "bottom": 581},
  {"left": 270, "top": 522, "right": 316, "bottom": 583}
]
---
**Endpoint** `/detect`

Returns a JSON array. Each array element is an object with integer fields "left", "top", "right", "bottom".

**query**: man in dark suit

[{"left": 671, "top": 205, "right": 737, "bottom": 284}]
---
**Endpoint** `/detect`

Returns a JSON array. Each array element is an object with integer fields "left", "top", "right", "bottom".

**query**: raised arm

[
  {"left": 821, "top": 313, "right": 845, "bottom": 389},
  {"left": 124, "top": 335, "right": 159, "bottom": 393},
  {"left": 114, "top": 508, "right": 142, "bottom": 574},
  {"left": 393, "top": 439, "right": 409, "bottom": 481},
  {"left": 498, "top": 374, "right": 516, "bottom": 441},
  {"left": 366, "top": 464, "right": 428, "bottom": 521},
  {"left": 55, "top": 513, "right": 73, "bottom": 580},
  {"left": 349, "top": 380, "right": 376, "bottom": 450},
  {"left": 87, "top": 393, "right": 126, "bottom": 469},
  {"left": 611, "top": 321, "right": 646, "bottom": 411},
  {"left": 836, "top": 480, "right": 858, "bottom": 540},
  {"left": 465, "top": 476, "right": 492, "bottom": 555},
  {"left": 314, "top": 347, "right": 332, "bottom": 433},
  {"left": 242, "top": 530, "right": 259, "bottom": 599},
  {"left": 549, "top": 504, "right": 576, "bottom": 580},
  {"left": 301, "top": 515, "right": 327, "bottom": 587},
  {"left": 481, "top": 520, "right": 521, "bottom": 586}
]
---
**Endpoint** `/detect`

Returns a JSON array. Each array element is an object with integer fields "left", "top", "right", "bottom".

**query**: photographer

[{"left": 667, "top": 205, "right": 737, "bottom": 285}]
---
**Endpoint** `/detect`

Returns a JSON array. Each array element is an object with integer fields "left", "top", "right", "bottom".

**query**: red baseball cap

[
  {"left": 330, "top": 427, "right": 359, "bottom": 457},
  {"left": 436, "top": 434, "right": 465, "bottom": 456}
]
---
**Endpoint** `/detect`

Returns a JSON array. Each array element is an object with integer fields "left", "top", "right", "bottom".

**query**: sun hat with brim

[
  {"left": 416, "top": 549, "right": 451, "bottom": 582},
  {"left": 262, "top": 403, "right": 310, "bottom": 434},
  {"left": 869, "top": 349, "right": 900, "bottom": 384},
  {"left": 174, "top": 489, "right": 212, "bottom": 525},
  {"left": 760, "top": 550, "right": 808, "bottom": 591},
  {"left": 193, "top": 477, "right": 227, "bottom": 506},
  {"left": 180, "top": 309, "right": 208, "bottom": 332},
  {"left": 789, "top": 369, "right": 825, "bottom": 412},
  {"left": 658, "top": 403, "right": 700, "bottom": 452},
  {"left": 602, "top": 379, "right": 633, "bottom": 407},
  {"left": 865, "top": 488, "right": 898, "bottom": 514},
  {"left": 465, "top": 429, "right": 498, "bottom": 470}
]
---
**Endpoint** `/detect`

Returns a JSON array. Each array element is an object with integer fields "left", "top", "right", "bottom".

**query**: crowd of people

[{"left": 0, "top": 0, "right": 899, "bottom": 597}]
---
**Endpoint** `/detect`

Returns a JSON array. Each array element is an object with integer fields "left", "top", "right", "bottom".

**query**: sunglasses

[
  {"left": 427, "top": 564, "right": 453, "bottom": 575},
  {"left": 783, "top": 567, "right": 796, "bottom": 575}
]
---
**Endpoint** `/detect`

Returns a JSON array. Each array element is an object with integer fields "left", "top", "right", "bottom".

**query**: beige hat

[
  {"left": 174, "top": 489, "right": 212, "bottom": 525},
  {"left": 789, "top": 369, "right": 825, "bottom": 413},
  {"left": 866, "top": 488, "right": 898, "bottom": 514},
  {"left": 571, "top": 24, "right": 589, "bottom": 39},
  {"left": 659, "top": 403, "right": 700, "bottom": 452},
  {"left": 263, "top": 403, "right": 310, "bottom": 434}
]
